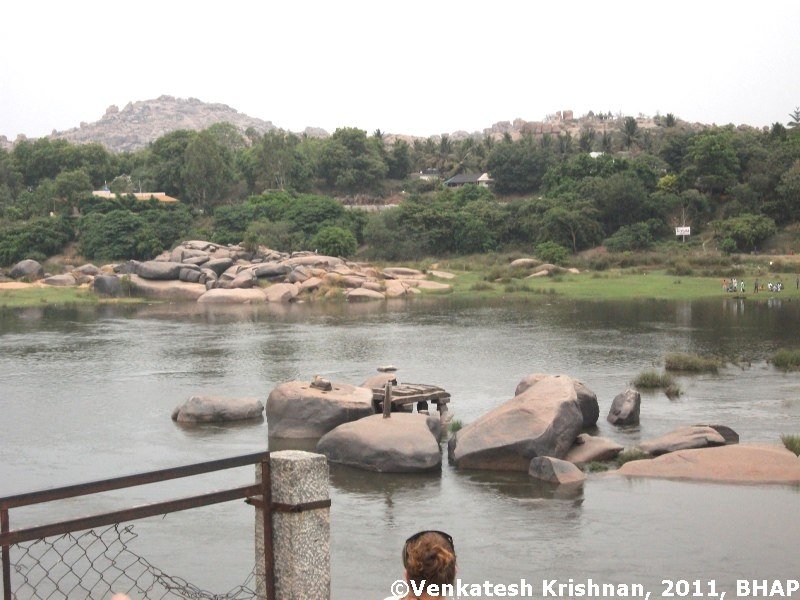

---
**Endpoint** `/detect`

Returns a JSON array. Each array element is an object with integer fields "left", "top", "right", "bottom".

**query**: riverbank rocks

[
  {"left": 528, "top": 456, "right": 586, "bottom": 484},
  {"left": 509, "top": 258, "right": 540, "bottom": 269},
  {"left": 638, "top": 426, "right": 729, "bottom": 456},
  {"left": 564, "top": 434, "right": 624, "bottom": 467},
  {"left": 128, "top": 275, "right": 206, "bottom": 301},
  {"left": 264, "top": 282, "right": 299, "bottom": 303},
  {"left": 10, "top": 259, "right": 43, "bottom": 281},
  {"left": 137, "top": 261, "right": 189, "bottom": 280},
  {"left": 317, "top": 413, "right": 442, "bottom": 472},
  {"left": 267, "top": 380, "right": 374, "bottom": 438},
  {"left": 607, "top": 389, "right": 641, "bottom": 425},
  {"left": 197, "top": 288, "right": 266, "bottom": 304},
  {"left": 346, "top": 288, "right": 385, "bottom": 301},
  {"left": 617, "top": 444, "right": 800, "bottom": 484},
  {"left": 43, "top": 273, "right": 77, "bottom": 287},
  {"left": 448, "top": 375, "right": 584, "bottom": 471},
  {"left": 515, "top": 374, "right": 599, "bottom": 427},
  {"left": 171, "top": 396, "right": 264, "bottom": 423},
  {"left": 382, "top": 267, "right": 423, "bottom": 279}
]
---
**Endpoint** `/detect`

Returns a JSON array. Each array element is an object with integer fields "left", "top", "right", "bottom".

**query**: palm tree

[
  {"left": 664, "top": 113, "right": 677, "bottom": 127},
  {"left": 619, "top": 116, "right": 639, "bottom": 150},
  {"left": 578, "top": 128, "right": 596, "bottom": 152},
  {"left": 788, "top": 107, "right": 800, "bottom": 129}
]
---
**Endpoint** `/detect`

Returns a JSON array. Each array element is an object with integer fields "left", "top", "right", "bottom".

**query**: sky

[{"left": 2, "top": 0, "right": 799, "bottom": 140}]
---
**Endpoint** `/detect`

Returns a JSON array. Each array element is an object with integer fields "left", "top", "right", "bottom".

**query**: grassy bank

[{"left": 0, "top": 285, "right": 141, "bottom": 308}]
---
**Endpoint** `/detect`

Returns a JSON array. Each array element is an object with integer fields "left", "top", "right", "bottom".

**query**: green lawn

[{"left": 0, "top": 286, "right": 141, "bottom": 308}]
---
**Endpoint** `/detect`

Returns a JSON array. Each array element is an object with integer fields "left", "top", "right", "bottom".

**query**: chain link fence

[{"left": 7, "top": 523, "right": 256, "bottom": 600}]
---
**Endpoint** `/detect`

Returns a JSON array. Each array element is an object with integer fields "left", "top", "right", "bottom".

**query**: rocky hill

[{"left": 50, "top": 96, "right": 284, "bottom": 152}]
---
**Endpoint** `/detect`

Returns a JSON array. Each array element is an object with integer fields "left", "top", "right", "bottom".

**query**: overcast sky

[{"left": 2, "top": 0, "right": 799, "bottom": 140}]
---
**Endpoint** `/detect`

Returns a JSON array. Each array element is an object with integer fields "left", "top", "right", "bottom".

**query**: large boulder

[
  {"left": 74, "top": 264, "right": 101, "bottom": 276},
  {"left": 93, "top": 275, "right": 122, "bottom": 297},
  {"left": 617, "top": 444, "right": 800, "bottom": 484},
  {"left": 223, "top": 270, "right": 256, "bottom": 289},
  {"left": 171, "top": 396, "right": 264, "bottom": 423},
  {"left": 197, "top": 288, "right": 266, "bottom": 304},
  {"left": 448, "top": 375, "right": 584, "bottom": 471},
  {"left": 317, "top": 413, "right": 441, "bottom": 473},
  {"left": 638, "top": 426, "right": 728, "bottom": 456},
  {"left": 607, "top": 389, "right": 641, "bottom": 425},
  {"left": 204, "top": 258, "right": 235, "bottom": 276},
  {"left": 264, "top": 282, "right": 299, "bottom": 303},
  {"left": 515, "top": 374, "right": 599, "bottom": 427},
  {"left": 382, "top": 267, "right": 423, "bottom": 278},
  {"left": 385, "top": 280, "right": 412, "bottom": 298},
  {"left": 43, "top": 273, "right": 77, "bottom": 287},
  {"left": 253, "top": 262, "right": 292, "bottom": 279},
  {"left": 267, "top": 380, "right": 374, "bottom": 438},
  {"left": 564, "top": 434, "right": 624, "bottom": 467},
  {"left": 509, "top": 258, "right": 540, "bottom": 269},
  {"left": 695, "top": 424, "right": 740, "bottom": 445},
  {"left": 127, "top": 275, "right": 206, "bottom": 301},
  {"left": 300, "top": 277, "right": 323, "bottom": 292},
  {"left": 528, "top": 456, "right": 586, "bottom": 484},
  {"left": 136, "top": 261, "right": 188, "bottom": 280},
  {"left": 10, "top": 259, "right": 43, "bottom": 281},
  {"left": 282, "top": 255, "right": 343, "bottom": 268}
]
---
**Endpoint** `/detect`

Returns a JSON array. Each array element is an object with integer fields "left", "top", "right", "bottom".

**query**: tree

[
  {"left": 539, "top": 200, "right": 603, "bottom": 253},
  {"left": 182, "top": 130, "right": 234, "bottom": 207},
  {"left": 682, "top": 129, "right": 739, "bottom": 195},
  {"left": 148, "top": 130, "right": 195, "bottom": 198},
  {"left": 486, "top": 138, "right": 553, "bottom": 194},
  {"left": 387, "top": 140, "right": 412, "bottom": 180},
  {"left": 578, "top": 128, "right": 596, "bottom": 152},
  {"left": 619, "top": 117, "right": 640, "bottom": 150},
  {"left": 311, "top": 226, "right": 357, "bottom": 257},
  {"left": 54, "top": 168, "right": 92, "bottom": 211},
  {"left": 317, "top": 127, "right": 388, "bottom": 193},
  {"left": 788, "top": 107, "right": 800, "bottom": 129},
  {"left": 664, "top": 113, "right": 677, "bottom": 128}
]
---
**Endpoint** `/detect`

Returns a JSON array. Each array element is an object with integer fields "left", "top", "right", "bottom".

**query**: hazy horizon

[{"left": 2, "top": 0, "right": 799, "bottom": 140}]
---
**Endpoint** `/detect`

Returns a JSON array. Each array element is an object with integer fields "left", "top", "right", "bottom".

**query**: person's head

[{"left": 402, "top": 530, "right": 456, "bottom": 595}]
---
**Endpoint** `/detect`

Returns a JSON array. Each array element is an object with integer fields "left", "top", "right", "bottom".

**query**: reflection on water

[{"left": 1, "top": 297, "right": 800, "bottom": 598}]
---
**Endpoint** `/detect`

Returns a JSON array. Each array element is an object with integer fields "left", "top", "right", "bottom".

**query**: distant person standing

[
  {"left": 796, "top": 275, "right": 799, "bottom": 290},
  {"left": 754, "top": 279, "right": 759, "bottom": 293}
]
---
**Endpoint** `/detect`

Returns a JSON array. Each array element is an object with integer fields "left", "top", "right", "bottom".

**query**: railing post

[
  {"left": 1, "top": 508, "right": 10, "bottom": 600},
  {"left": 258, "top": 458, "right": 276, "bottom": 600},
  {"left": 255, "top": 451, "right": 330, "bottom": 600}
]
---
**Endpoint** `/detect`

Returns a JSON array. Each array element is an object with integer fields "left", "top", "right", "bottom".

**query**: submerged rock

[
  {"left": 617, "top": 444, "right": 800, "bottom": 484},
  {"left": 317, "top": 413, "right": 441, "bottom": 473},
  {"left": 638, "top": 426, "right": 727, "bottom": 456},
  {"left": 267, "top": 380, "right": 374, "bottom": 438},
  {"left": 172, "top": 396, "right": 264, "bottom": 423},
  {"left": 564, "top": 434, "right": 624, "bottom": 467},
  {"left": 528, "top": 456, "right": 586, "bottom": 484}
]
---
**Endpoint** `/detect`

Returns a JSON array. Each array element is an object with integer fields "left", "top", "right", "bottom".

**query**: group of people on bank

[{"left": 723, "top": 277, "right": 798, "bottom": 294}]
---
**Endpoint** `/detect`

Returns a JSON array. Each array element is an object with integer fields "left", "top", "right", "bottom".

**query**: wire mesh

[{"left": 6, "top": 524, "right": 257, "bottom": 600}]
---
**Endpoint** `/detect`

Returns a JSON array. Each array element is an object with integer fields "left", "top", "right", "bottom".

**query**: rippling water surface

[{"left": 1, "top": 297, "right": 799, "bottom": 598}]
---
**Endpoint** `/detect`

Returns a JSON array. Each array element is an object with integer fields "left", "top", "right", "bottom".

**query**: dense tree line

[{"left": 1, "top": 110, "right": 799, "bottom": 264}]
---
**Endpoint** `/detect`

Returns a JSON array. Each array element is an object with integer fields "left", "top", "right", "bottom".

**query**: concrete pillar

[{"left": 255, "top": 450, "right": 330, "bottom": 600}]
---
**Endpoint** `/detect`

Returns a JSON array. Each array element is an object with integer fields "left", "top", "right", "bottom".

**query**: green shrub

[
  {"left": 604, "top": 222, "right": 653, "bottom": 252},
  {"left": 535, "top": 241, "right": 569, "bottom": 265},
  {"left": 664, "top": 353, "right": 722, "bottom": 373},
  {"left": 79, "top": 209, "right": 162, "bottom": 261},
  {"left": 617, "top": 449, "right": 650, "bottom": 466},
  {"left": 665, "top": 383, "right": 683, "bottom": 398},
  {"left": 633, "top": 370, "right": 676, "bottom": 389},
  {"left": 667, "top": 261, "right": 693, "bottom": 276},
  {"left": 311, "top": 226, "right": 357, "bottom": 257},
  {"left": 448, "top": 419, "right": 463, "bottom": 434},
  {"left": 719, "top": 237, "right": 738, "bottom": 254},
  {"left": 781, "top": 434, "right": 800, "bottom": 456},
  {"left": 470, "top": 281, "right": 494, "bottom": 291},
  {"left": 770, "top": 349, "right": 800, "bottom": 370},
  {"left": 584, "top": 461, "right": 611, "bottom": 473},
  {"left": 0, "top": 217, "right": 73, "bottom": 266},
  {"left": 710, "top": 214, "right": 777, "bottom": 252}
]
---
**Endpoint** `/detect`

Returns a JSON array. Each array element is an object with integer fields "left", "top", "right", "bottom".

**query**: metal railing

[{"left": 0, "top": 451, "right": 329, "bottom": 600}]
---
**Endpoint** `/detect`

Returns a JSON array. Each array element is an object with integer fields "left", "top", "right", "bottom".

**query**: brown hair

[{"left": 403, "top": 531, "right": 457, "bottom": 590}]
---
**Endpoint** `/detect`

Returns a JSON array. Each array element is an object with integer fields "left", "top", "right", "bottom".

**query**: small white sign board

[{"left": 675, "top": 226, "right": 691, "bottom": 236}]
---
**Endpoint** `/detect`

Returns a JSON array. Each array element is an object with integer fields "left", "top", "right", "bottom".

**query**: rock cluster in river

[{"left": 5, "top": 242, "right": 454, "bottom": 303}]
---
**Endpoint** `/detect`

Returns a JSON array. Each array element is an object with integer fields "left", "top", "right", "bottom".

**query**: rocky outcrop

[
  {"left": 564, "top": 434, "right": 624, "bottom": 467},
  {"left": 317, "top": 413, "right": 442, "bottom": 472},
  {"left": 528, "top": 456, "right": 586, "bottom": 484},
  {"left": 509, "top": 258, "right": 540, "bottom": 269},
  {"left": 267, "top": 380, "right": 374, "bottom": 438},
  {"left": 10, "top": 260, "right": 43, "bottom": 281},
  {"left": 171, "top": 396, "right": 264, "bottom": 423},
  {"left": 514, "top": 374, "right": 599, "bottom": 427},
  {"left": 617, "top": 444, "right": 800, "bottom": 484},
  {"left": 51, "top": 96, "right": 279, "bottom": 152},
  {"left": 638, "top": 426, "right": 729, "bottom": 456},
  {"left": 137, "top": 261, "right": 189, "bottom": 280},
  {"left": 607, "top": 389, "right": 640, "bottom": 425},
  {"left": 264, "top": 282, "right": 299, "bottom": 303},
  {"left": 448, "top": 375, "right": 584, "bottom": 471},
  {"left": 346, "top": 288, "right": 385, "bottom": 301}
]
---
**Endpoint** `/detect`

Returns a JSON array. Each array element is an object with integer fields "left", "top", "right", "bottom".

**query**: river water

[{"left": 1, "top": 297, "right": 799, "bottom": 599}]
